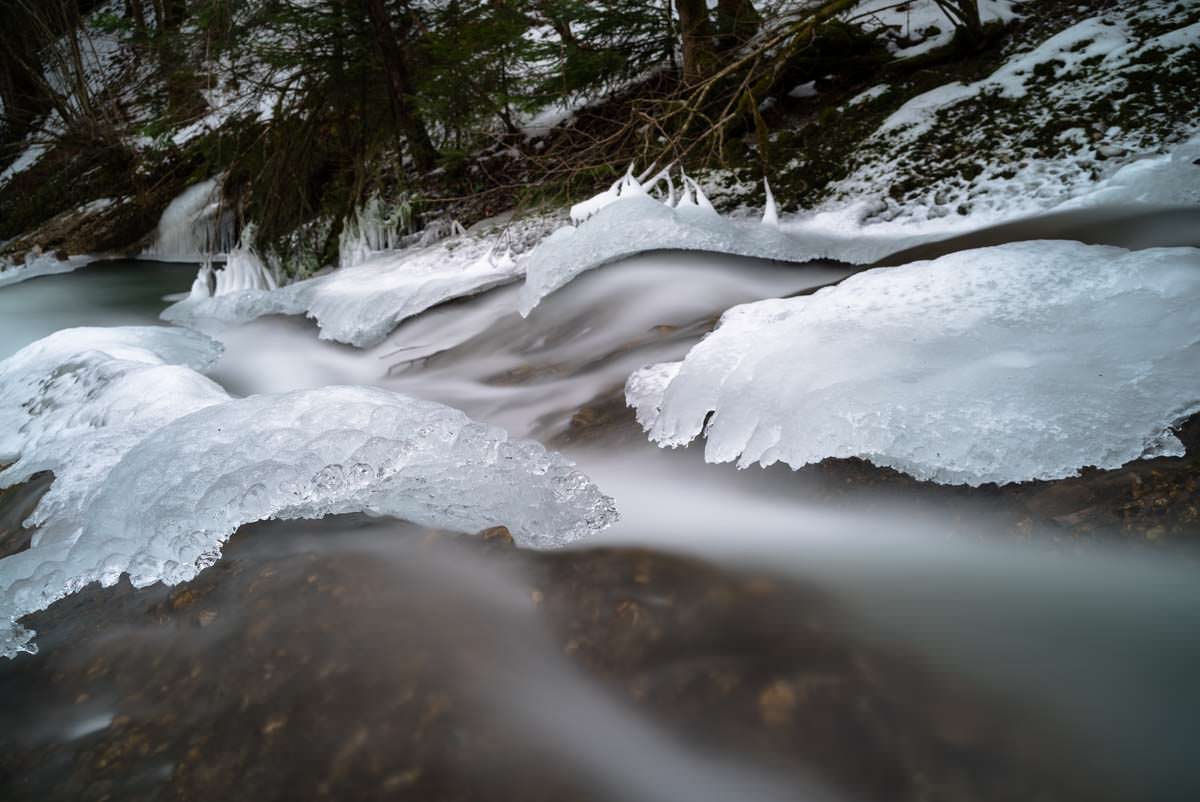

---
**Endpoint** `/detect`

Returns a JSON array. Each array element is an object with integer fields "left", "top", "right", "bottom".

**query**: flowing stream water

[{"left": 1, "top": 211, "right": 1199, "bottom": 801}]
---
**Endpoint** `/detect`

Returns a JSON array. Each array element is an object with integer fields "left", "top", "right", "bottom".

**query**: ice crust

[
  {"left": 0, "top": 253, "right": 94, "bottom": 289},
  {"left": 0, "top": 329, "right": 616, "bottom": 657},
  {"left": 630, "top": 241, "right": 1200, "bottom": 486},
  {"left": 519, "top": 193, "right": 821, "bottom": 315},
  {"left": 163, "top": 234, "right": 522, "bottom": 348}
]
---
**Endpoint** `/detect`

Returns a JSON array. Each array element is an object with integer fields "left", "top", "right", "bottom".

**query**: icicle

[
  {"left": 188, "top": 262, "right": 214, "bottom": 300},
  {"left": 762, "top": 178, "right": 779, "bottom": 227},
  {"left": 675, "top": 170, "right": 696, "bottom": 208},
  {"left": 618, "top": 163, "right": 647, "bottom": 200},
  {"left": 211, "top": 226, "right": 276, "bottom": 295},
  {"left": 569, "top": 165, "right": 649, "bottom": 224},
  {"left": 682, "top": 176, "right": 716, "bottom": 213},
  {"left": 641, "top": 165, "right": 677, "bottom": 207},
  {"left": 488, "top": 247, "right": 517, "bottom": 270}
]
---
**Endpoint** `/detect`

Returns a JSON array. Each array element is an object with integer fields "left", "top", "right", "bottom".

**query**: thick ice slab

[
  {"left": 0, "top": 331, "right": 615, "bottom": 657},
  {"left": 631, "top": 241, "right": 1200, "bottom": 486}
]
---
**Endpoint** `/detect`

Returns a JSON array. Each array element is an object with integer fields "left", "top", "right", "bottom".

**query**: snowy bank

[
  {"left": 628, "top": 241, "right": 1200, "bottom": 486},
  {"left": 0, "top": 328, "right": 616, "bottom": 657},
  {"left": 821, "top": 0, "right": 1200, "bottom": 230}
]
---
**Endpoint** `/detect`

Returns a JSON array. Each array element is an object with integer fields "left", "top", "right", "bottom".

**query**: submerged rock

[{"left": 0, "top": 517, "right": 1112, "bottom": 802}]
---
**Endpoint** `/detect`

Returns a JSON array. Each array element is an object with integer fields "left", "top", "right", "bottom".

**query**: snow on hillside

[
  {"left": 820, "top": 0, "right": 1200, "bottom": 231},
  {"left": 628, "top": 241, "right": 1200, "bottom": 486},
  {"left": 851, "top": 0, "right": 1024, "bottom": 60}
]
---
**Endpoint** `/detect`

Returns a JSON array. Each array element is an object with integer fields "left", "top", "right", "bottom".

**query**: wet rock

[{"left": 0, "top": 473, "right": 53, "bottom": 560}]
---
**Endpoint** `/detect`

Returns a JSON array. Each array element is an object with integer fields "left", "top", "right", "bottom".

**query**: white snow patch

[
  {"left": 851, "top": 0, "right": 1023, "bottom": 60},
  {"left": 845, "top": 84, "right": 890, "bottom": 107},
  {"left": 787, "top": 81, "right": 818, "bottom": 99},
  {"left": 634, "top": 241, "right": 1200, "bottom": 486},
  {"left": 828, "top": 1, "right": 1200, "bottom": 230},
  {"left": 0, "top": 143, "right": 48, "bottom": 188}
]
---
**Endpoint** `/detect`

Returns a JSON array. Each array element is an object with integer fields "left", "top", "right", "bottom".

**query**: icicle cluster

[{"left": 521, "top": 167, "right": 798, "bottom": 314}]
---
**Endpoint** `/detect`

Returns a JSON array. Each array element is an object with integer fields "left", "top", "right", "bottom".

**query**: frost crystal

[
  {"left": 0, "top": 330, "right": 616, "bottom": 658},
  {"left": 633, "top": 241, "right": 1200, "bottom": 486}
]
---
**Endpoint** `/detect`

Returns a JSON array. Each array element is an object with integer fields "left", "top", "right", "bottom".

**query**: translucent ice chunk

[
  {"left": 633, "top": 241, "right": 1200, "bottom": 486},
  {"left": 0, "top": 327, "right": 229, "bottom": 551},
  {"left": 1, "top": 337, "right": 616, "bottom": 657},
  {"left": 625, "top": 362, "right": 681, "bottom": 431}
]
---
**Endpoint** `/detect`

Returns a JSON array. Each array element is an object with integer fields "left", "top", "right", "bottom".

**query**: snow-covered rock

[
  {"left": 0, "top": 329, "right": 616, "bottom": 657},
  {"left": 630, "top": 241, "right": 1200, "bottom": 486}
]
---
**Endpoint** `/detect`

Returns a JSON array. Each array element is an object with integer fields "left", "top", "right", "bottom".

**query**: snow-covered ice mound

[
  {"left": 0, "top": 330, "right": 616, "bottom": 657},
  {"left": 164, "top": 231, "right": 525, "bottom": 348},
  {"left": 629, "top": 241, "right": 1200, "bottom": 486}
]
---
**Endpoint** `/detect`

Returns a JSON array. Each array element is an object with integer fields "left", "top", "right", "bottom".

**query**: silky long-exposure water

[{"left": 1, "top": 208, "right": 1198, "bottom": 802}]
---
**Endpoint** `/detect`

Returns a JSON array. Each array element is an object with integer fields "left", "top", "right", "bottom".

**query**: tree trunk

[
  {"left": 675, "top": 0, "right": 715, "bottom": 84},
  {"left": 162, "top": 0, "right": 186, "bottom": 29},
  {"left": 932, "top": 0, "right": 983, "bottom": 44},
  {"left": 716, "top": 0, "right": 760, "bottom": 48},
  {"left": 363, "top": 0, "right": 439, "bottom": 171},
  {"left": 0, "top": 1, "right": 49, "bottom": 139},
  {"left": 125, "top": 0, "right": 147, "bottom": 32}
]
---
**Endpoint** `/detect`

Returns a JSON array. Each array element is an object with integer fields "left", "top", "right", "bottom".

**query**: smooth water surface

[{"left": 0, "top": 260, "right": 194, "bottom": 360}]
